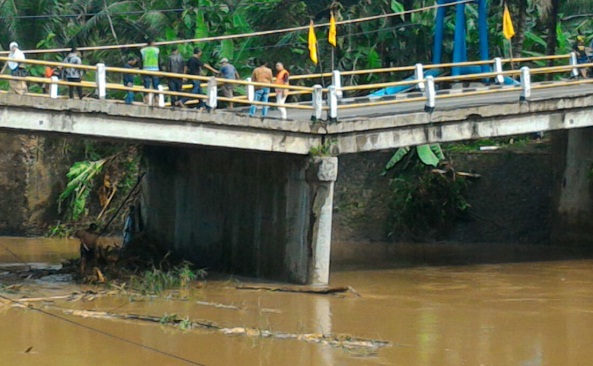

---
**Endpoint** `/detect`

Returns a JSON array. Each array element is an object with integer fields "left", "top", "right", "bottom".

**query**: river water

[{"left": 1, "top": 237, "right": 593, "bottom": 365}]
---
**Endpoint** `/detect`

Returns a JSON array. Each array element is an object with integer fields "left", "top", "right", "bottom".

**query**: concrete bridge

[{"left": 1, "top": 55, "right": 593, "bottom": 286}]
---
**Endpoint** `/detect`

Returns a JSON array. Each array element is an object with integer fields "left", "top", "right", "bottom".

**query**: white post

[
  {"left": 50, "top": 76, "right": 59, "bottom": 99},
  {"left": 247, "top": 77, "right": 254, "bottom": 102},
  {"left": 520, "top": 66, "right": 531, "bottom": 101},
  {"left": 415, "top": 63, "right": 425, "bottom": 92},
  {"left": 332, "top": 70, "right": 343, "bottom": 99},
  {"left": 328, "top": 85, "right": 338, "bottom": 121},
  {"left": 312, "top": 84, "right": 323, "bottom": 121},
  {"left": 570, "top": 52, "right": 580, "bottom": 78},
  {"left": 157, "top": 85, "right": 165, "bottom": 108},
  {"left": 494, "top": 57, "right": 504, "bottom": 85},
  {"left": 424, "top": 75, "right": 436, "bottom": 113},
  {"left": 95, "top": 63, "right": 106, "bottom": 100},
  {"left": 207, "top": 76, "right": 217, "bottom": 109}
]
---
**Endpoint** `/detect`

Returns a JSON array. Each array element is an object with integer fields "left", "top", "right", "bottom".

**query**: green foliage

[
  {"left": 309, "top": 138, "right": 335, "bottom": 157},
  {"left": 59, "top": 159, "right": 107, "bottom": 220},
  {"left": 131, "top": 261, "right": 205, "bottom": 295},
  {"left": 384, "top": 144, "right": 444, "bottom": 174},
  {"left": 388, "top": 170, "right": 469, "bottom": 241},
  {"left": 46, "top": 222, "right": 70, "bottom": 238}
]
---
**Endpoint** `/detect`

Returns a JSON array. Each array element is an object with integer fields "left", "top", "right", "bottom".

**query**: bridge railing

[
  {"left": 0, "top": 56, "right": 318, "bottom": 113},
  {"left": 0, "top": 53, "right": 592, "bottom": 121}
]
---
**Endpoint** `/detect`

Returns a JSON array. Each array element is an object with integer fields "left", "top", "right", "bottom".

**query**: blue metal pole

[
  {"left": 433, "top": 0, "right": 446, "bottom": 64},
  {"left": 452, "top": 3, "right": 467, "bottom": 76},
  {"left": 478, "top": 0, "right": 490, "bottom": 73}
]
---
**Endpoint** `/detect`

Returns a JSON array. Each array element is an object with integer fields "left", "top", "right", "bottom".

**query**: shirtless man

[{"left": 73, "top": 223, "right": 99, "bottom": 274}]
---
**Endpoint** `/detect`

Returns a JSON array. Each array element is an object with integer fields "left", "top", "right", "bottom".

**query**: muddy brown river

[{"left": 1, "top": 237, "right": 593, "bottom": 365}]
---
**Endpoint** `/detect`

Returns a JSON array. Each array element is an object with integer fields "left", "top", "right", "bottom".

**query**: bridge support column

[
  {"left": 332, "top": 70, "right": 343, "bottom": 99},
  {"left": 494, "top": 57, "right": 504, "bottom": 85},
  {"left": 520, "top": 67, "right": 531, "bottom": 101},
  {"left": 551, "top": 128, "right": 593, "bottom": 245},
  {"left": 49, "top": 76, "right": 59, "bottom": 99},
  {"left": 306, "top": 157, "right": 338, "bottom": 286},
  {"left": 569, "top": 52, "right": 580, "bottom": 78},
  {"left": 312, "top": 84, "right": 323, "bottom": 121},
  {"left": 142, "top": 147, "right": 339, "bottom": 285}
]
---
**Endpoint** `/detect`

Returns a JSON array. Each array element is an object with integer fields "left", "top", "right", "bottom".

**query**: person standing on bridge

[
  {"left": 183, "top": 48, "right": 218, "bottom": 110},
  {"left": 274, "top": 62, "right": 290, "bottom": 120},
  {"left": 141, "top": 39, "right": 160, "bottom": 105},
  {"left": 167, "top": 46, "right": 185, "bottom": 107},
  {"left": 62, "top": 47, "right": 84, "bottom": 100},
  {"left": 123, "top": 56, "right": 138, "bottom": 104},
  {"left": 0, "top": 42, "right": 27, "bottom": 95},
  {"left": 248, "top": 60, "right": 273, "bottom": 117},
  {"left": 218, "top": 57, "right": 240, "bottom": 108},
  {"left": 573, "top": 35, "right": 588, "bottom": 78}
]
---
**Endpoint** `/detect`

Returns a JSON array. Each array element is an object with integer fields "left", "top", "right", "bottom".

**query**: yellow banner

[
  {"left": 308, "top": 20, "right": 318, "bottom": 64},
  {"left": 328, "top": 13, "right": 337, "bottom": 47},
  {"left": 503, "top": 4, "right": 515, "bottom": 40}
]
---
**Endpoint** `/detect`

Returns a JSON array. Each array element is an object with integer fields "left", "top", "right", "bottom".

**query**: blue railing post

[
  {"left": 520, "top": 66, "right": 531, "bottom": 101},
  {"left": 415, "top": 63, "right": 425, "bottom": 92}
]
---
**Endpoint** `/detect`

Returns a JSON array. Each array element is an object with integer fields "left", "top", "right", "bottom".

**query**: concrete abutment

[{"left": 141, "top": 145, "right": 337, "bottom": 285}]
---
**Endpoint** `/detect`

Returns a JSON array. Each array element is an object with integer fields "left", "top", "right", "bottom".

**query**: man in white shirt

[{"left": 0, "top": 42, "right": 27, "bottom": 94}]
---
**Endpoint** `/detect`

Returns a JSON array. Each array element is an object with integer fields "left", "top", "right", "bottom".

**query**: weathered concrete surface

[
  {"left": 551, "top": 128, "right": 593, "bottom": 245},
  {"left": 0, "top": 95, "right": 321, "bottom": 155},
  {"left": 0, "top": 134, "right": 69, "bottom": 235},
  {"left": 142, "top": 146, "right": 337, "bottom": 284},
  {"left": 329, "top": 94, "right": 593, "bottom": 154},
  {"left": 1, "top": 87, "right": 593, "bottom": 156}
]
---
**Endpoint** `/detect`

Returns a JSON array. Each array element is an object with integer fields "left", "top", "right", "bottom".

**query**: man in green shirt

[{"left": 141, "top": 40, "right": 160, "bottom": 100}]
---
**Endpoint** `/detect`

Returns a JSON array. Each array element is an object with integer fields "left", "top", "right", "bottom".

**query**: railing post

[
  {"left": 415, "top": 63, "right": 425, "bottom": 92},
  {"left": 494, "top": 57, "right": 504, "bottom": 85},
  {"left": 247, "top": 77, "right": 254, "bottom": 102},
  {"left": 332, "top": 70, "right": 343, "bottom": 99},
  {"left": 95, "top": 63, "right": 106, "bottom": 100},
  {"left": 312, "top": 84, "right": 323, "bottom": 122},
  {"left": 520, "top": 66, "right": 531, "bottom": 101},
  {"left": 424, "top": 75, "right": 435, "bottom": 113},
  {"left": 328, "top": 85, "right": 338, "bottom": 122},
  {"left": 569, "top": 51, "right": 580, "bottom": 78},
  {"left": 208, "top": 76, "right": 217, "bottom": 109},
  {"left": 50, "top": 76, "right": 59, "bottom": 99},
  {"left": 157, "top": 85, "right": 165, "bottom": 108}
]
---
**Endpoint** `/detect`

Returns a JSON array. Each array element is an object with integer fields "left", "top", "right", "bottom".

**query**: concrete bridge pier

[
  {"left": 551, "top": 128, "right": 593, "bottom": 245},
  {"left": 141, "top": 145, "right": 337, "bottom": 286}
]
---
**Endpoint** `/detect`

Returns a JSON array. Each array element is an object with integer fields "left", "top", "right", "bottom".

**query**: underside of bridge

[{"left": 141, "top": 145, "right": 337, "bottom": 285}]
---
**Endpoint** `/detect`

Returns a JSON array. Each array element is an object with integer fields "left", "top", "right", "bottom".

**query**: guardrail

[{"left": 0, "top": 52, "right": 591, "bottom": 122}]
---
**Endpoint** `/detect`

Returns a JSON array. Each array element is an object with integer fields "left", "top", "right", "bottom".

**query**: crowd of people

[{"left": 0, "top": 41, "right": 292, "bottom": 119}]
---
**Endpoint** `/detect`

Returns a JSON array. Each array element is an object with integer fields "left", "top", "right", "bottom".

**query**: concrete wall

[
  {"left": 142, "top": 146, "right": 337, "bottom": 284},
  {"left": 551, "top": 128, "right": 593, "bottom": 245}
]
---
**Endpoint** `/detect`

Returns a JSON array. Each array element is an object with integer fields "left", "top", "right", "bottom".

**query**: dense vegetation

[{"left": 1, "top": 0, "right": 592, "bottom": 84}]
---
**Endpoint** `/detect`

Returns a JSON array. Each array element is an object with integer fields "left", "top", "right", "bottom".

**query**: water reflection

[{"left": 1, "top": 238, "right": 593, "bottom": 365}]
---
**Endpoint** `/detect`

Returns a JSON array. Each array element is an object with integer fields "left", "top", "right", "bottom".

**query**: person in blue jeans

[
  {"left": 248, "top": 60, "right": 273, "bottom": 117},
  {"left": 123, "top": 56, "right": 138, "bottom": 104},
  {"left": 182, "top": 48, "right": 218, "bottom": 109}
]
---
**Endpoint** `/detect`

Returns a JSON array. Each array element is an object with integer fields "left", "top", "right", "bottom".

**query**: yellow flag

[
  {"left": 503, "top": 4, "right": 515, "bottom": 40},
  {"left": 328, "top": 12, "right": 337, "bottom": 47},
  {"left": 308, "top": 20, "right": 318, "bottom": 64}
]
